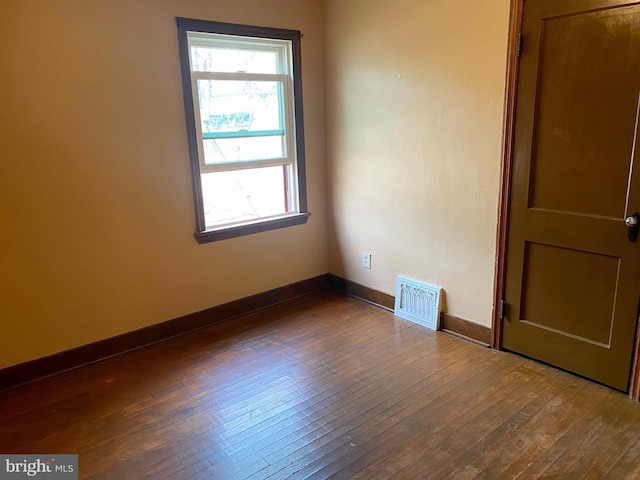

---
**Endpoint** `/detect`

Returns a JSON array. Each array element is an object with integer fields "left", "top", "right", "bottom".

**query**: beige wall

[
  {"left": 323, "top": 0, "right": 510, "bottom": 326},
  {"left": 0, "top": 0, "right": 328, "bottom": 369},
  {"left": 0, "top": 0, "right": 512, "bottom": 370}
]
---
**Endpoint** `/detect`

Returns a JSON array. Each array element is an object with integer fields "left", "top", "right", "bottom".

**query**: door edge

[
  {"left": 630, "top": 323, "right": 640, "bottom": 400},
  {"left": 492, "top": 0, "right": 524, "bottom": 350}
]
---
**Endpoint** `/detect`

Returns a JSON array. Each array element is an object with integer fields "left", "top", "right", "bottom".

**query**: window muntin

[{"left": 177, "top": 19, "right": 308, "bottom": 242}]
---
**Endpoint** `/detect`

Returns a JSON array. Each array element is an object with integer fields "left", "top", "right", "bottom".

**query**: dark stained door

[{"left": 502, "top": 0, "right": 640, "bottom": 391}]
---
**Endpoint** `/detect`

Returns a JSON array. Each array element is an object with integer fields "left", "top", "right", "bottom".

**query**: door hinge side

[
  {"left": 499, "top": 299, "right": 506, "bottom": 320},
  {"left": 516, "top": 33, "right": 523, "bottom": 58}
]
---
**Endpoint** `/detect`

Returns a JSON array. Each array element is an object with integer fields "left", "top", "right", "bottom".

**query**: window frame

[{"left": 176, "top": 18, "right": 309, "bottom": 243}]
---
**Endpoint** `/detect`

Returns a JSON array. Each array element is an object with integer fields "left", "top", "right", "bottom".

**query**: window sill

[{"left": 194, "top": 212, "right": 311, "bottom": 244}]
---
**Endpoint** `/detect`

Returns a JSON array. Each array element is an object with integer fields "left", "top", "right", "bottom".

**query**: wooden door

[{"left": 502, "top": 0, "right": 640, "bottom": 391}]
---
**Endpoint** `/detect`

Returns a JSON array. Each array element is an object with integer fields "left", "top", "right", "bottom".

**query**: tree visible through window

[{"left": 177, "top": 18, "right": 309, "bottom": 243}]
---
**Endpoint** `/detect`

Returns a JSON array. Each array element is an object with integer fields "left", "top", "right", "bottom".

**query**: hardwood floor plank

[
  {"left": 608, "top": 433, "right": 640, "bottom": 479},
  {"left": 201, "top": 335, "right": 465, "bottom": 462},
  {"left": 570, "top": 397, "right": 640, "bottom": 479},
  {"left": 348, "top": 361, "right": 548, "bottom": 480},
  {"left": 512, "top": 385, "right": 622, "bottom": 479},
  {"left": 344, "top": 357, "right": 530, "bottom": 480},
  {"left": 1, "top": 290, "right": 639, "bottom": 480},
  {"left": 529, "top": 391, "right": 635, "bottom": 479},
  {"left": 464, "top": 376, "right": 592, "bottom": 479},
  {"left": 255, "top": 351, "right": 520, "bottom": 479},
  {"left": 214, "top": 344, "right": 470, "bottom": 476},
  {"left": 413, "top": 366, "right": 576, "bottom": 480}
]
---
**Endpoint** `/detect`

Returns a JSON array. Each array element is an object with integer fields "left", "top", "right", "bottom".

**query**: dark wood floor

[{"left": 2, "top": 290, "right": 640, "bottom": 479}]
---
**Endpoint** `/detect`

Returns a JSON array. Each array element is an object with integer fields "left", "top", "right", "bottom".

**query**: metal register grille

[{"left": 394, "top": 276, "right": 442, "bottom": 330}]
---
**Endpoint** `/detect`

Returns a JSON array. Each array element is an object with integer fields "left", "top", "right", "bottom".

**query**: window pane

[
  {"left": 201, "top": 166, "right": 290, "bottom": 227},
  {"left": 197, "top": 80, "right": 282, "bottom": 135},
  {"left": 203, "top": 136, "right": 284, "bottom": 164},
  {"left": 190, "top": 46, "right": 279, "bottom": 74}
]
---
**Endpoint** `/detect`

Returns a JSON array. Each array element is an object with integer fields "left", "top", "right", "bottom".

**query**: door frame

[{"left": 492, "top": 0, "right": 640, "bottom": 400}]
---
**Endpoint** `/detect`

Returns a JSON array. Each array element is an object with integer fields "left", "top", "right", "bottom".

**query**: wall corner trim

[
  {"left": 326, "top": 274, "right": 395, "bottom": 310},
  {"left": 440, "top": 313, "right": 492, "bottom": 347}
]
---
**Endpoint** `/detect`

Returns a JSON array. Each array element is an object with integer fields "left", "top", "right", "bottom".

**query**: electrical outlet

[{"left": 362, "top": 252, "right": 371, "bottom": 269}]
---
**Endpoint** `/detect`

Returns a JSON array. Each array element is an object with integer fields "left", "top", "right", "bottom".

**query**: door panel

[
  {"left": 502, "top": 0, "right": 640, "bottom": 391},
  {"left": 529, "top": 6, "right": 640, "bottom": 218},
  {"left": 520, "top": 242, "right": 618, "bottom": 345}
]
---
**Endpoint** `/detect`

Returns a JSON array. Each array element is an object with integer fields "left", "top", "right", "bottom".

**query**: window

[{"left": 176, "top": 18, "right": 309, "bottom": 243}]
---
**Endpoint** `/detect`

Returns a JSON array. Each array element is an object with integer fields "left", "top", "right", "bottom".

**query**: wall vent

[{"left": 394, "top": 276, "right": 442, "bottom": 330}]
